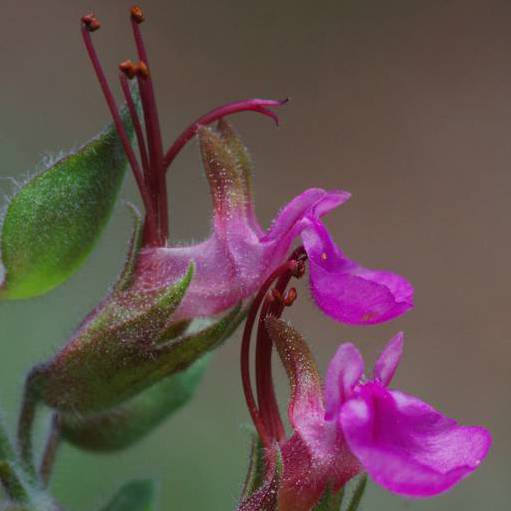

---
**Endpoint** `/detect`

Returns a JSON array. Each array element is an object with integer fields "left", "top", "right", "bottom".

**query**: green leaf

[
  {"left": 60, "top": 355, "right": 209, "bottom": 452},
  {"left": 344, "top": 474, "right": 367, "bottom": 511},
  {"left": 100, "top": 480, "right": 155, "bottom": 511},
  {"left": 0, "top": 103, "right": 134, "bottom": 300},
  {"left": 0, "top": 461, "right": 29, "bottom": 503}
]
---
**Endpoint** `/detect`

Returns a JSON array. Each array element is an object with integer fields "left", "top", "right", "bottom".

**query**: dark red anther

[
  {"left": 130, "top": 5, "right": 145, "bottom": 23},
  {"left": 119, "top": 59, "right": 137, "bottom": 79},
  {"left": 291, "top": 260, "right": 306, "bottom": 279},
  {"left": 269, "top": 289, "right": 283, "bottom": 304},
  {"left": 81, "top": 13, "right": 101, "bottom": 32},
  {"left": 81, "top": 13, "right": 95, "bottom": 24},
  {"left": 283, "top": 288, "right": 297, "bottom": 307},
  {"left": 119, "top": 60, "right": 149, "bottom": 80},
  {"left": 138, "top": 61, "right": 149, "bottom": 78}
]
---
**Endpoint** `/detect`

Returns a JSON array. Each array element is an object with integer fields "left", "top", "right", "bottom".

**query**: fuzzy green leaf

[
  {"left": 100, "top": 480, "right": 155, "bottom": 511},
  {"left": 0, "top": 105, "right": 133, "bottom": 300},
  {"left": 0, "top": 461, "right": 29, "bottom": 504}
]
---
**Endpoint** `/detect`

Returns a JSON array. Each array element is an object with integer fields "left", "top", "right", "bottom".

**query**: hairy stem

[
  {"left": 0, "top": 461, "right": 29, "bottom": 503},
  {"left": 17, "top": 372, "right": 39, "bottom": 478},
  {"left": 40, "top": 414, "right": 61, "bottom": 487}
]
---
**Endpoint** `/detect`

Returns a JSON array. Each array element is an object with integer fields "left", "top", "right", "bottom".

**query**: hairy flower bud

[{"left": 24, "top": 210, "right": 244, "bottom": 416}]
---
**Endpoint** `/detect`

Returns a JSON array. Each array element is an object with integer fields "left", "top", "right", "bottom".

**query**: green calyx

[{"left": 28, "top": 261, "right": 196, "bottom": 414}]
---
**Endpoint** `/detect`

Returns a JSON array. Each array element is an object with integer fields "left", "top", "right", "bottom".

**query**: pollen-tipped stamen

[
  {"left": 80, "top": 19, "right": 158, "bottom": 244},
  {"left": 130, "top": 6, "right": 169, "bottom": 244}
]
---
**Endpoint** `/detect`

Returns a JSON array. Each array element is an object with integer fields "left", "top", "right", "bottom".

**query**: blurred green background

[{"left": 0, "top": 0, "right": 509, "bottom": 509}]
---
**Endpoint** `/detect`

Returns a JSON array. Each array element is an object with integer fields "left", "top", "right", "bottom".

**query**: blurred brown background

[{"left": 0, "top": 0, "right": 509, "bottom": 509}]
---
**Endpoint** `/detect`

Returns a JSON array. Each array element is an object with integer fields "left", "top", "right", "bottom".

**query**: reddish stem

[
  {"left": 119, "top": 74, "right": 150, "bottom": 176},
  {"left": 163, "top": 98, "right": 288, "bottom": 172},
  {"left": 131, "top": 18, "right": 169, "bottom": 244},
  {"left": 81, "top": 25, "right": 159, "bottom": 244},
  {"left": 241, "top": 247, "right": 307, "bottom": 448}
]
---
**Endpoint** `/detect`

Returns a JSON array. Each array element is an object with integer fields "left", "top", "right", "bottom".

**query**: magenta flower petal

[
  {"left": 324, "top": 343, "right": 364, "bottom": 420},
  {"left": 267, "top": 318, "right": 361, "bottom": 511},
  {"left": 373, "top": 332, "right": 404, "bottom": 386},
  {"left": 301, "top": 220, "right": 414, "bottom": 325},
  {"left": 135, "top": 189, "right": 349, "bottom": 321},
  {"left": 340, "top": 383, "right": 492, "bottom": 497},
  {"left": 263, "top": 188, "right": 350, "bottom": 243}
]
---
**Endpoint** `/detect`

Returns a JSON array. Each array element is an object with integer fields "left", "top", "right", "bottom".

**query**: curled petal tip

[{"left": 257, "top": 106, "right": 281, "bottom": 127}]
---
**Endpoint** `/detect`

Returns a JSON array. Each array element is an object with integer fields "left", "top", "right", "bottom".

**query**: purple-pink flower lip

[
  {"left": 239, "top": 288, "right": 491, "bottom": 509},
  {"left": 325, "top": 334, "right": 492, "bottom": 497}
]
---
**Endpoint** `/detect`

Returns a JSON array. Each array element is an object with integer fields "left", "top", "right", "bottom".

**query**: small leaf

[
  {"left": 0, "top": 461, "right": 29, "bottom": 503},
  {"left": 0, "top": 102, "right": 134, "bottom": 300},
  {"left": 60, "top": 355, "right": 209, "bottom": 452},
  {"left": 100, "top": 480, "right": 155, "bottom": 511},
  {"left": 344, "top": 474, "right": 367, "bottom": 511}
]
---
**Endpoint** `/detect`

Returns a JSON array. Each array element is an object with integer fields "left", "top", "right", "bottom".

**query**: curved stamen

[
  {"left": 163, "top": 98, "right": 289, "bottom": 173},
  {"left": 256, "top": 294, "right": 286, "bottom": 442},
  {"left": 240, "top": 247, "right": 307, "bottom": 448}
]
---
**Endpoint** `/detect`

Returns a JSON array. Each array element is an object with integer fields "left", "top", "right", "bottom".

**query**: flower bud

[{"left": 25, "top": 209, "right": 245, "bottom": 416}]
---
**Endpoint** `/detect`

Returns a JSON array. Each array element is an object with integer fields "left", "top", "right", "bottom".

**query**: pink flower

[
  {"left": 262, "top": 319, "right": 491, "bottom": 510},
  {"left": 134, "top": 182, "right": 413, "bottom": 324},
  {"left": 81, "top": 10, "right": 413, "bottom": 326},
  {"left": 328, "top": 333, "right": 491, "bottom": 496}
]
